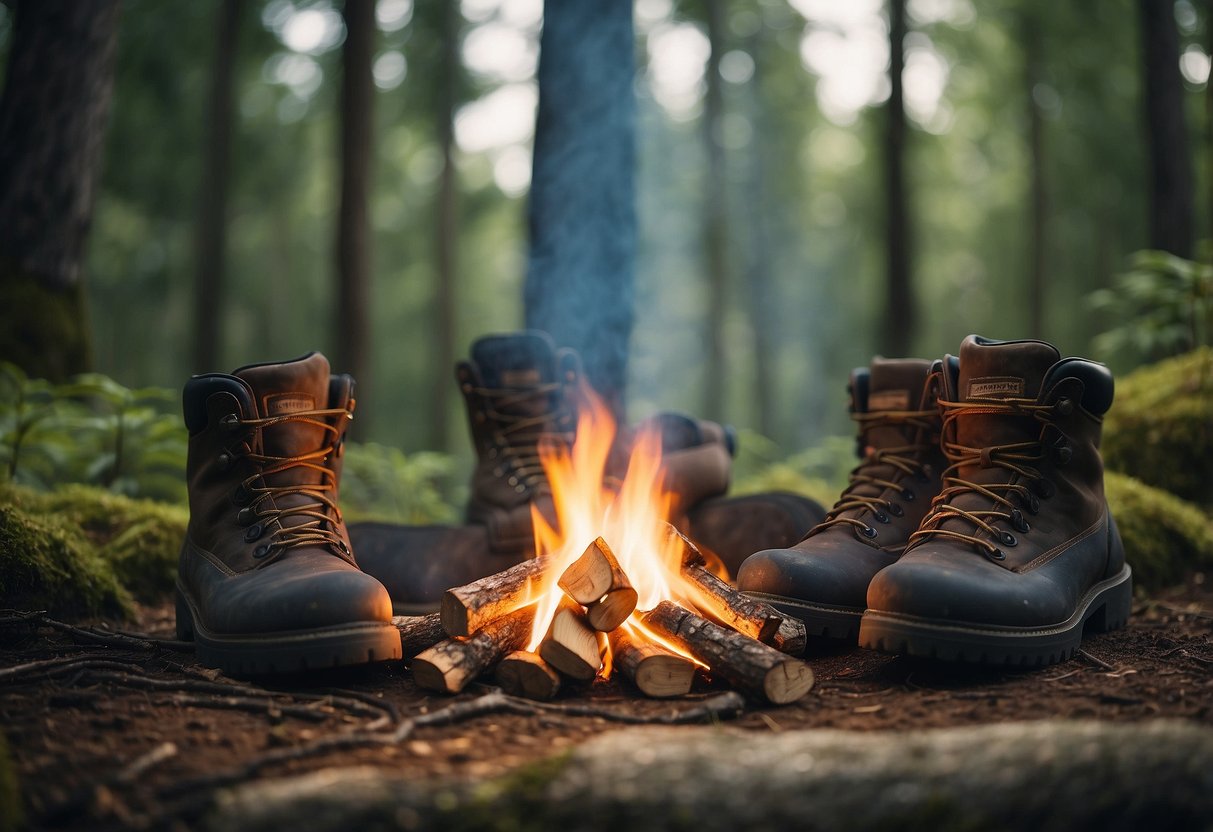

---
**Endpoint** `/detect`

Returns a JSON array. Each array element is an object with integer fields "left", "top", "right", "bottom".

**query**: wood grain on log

[
  {"left": 538, "top": 596, "right": 602, "bottom": 681},
  {"left": 681, "top": 562, "right": 782, "bottom": 644},
  {"left": 643, "top": 601, "right": 813, "bottom": 705},
  {"left": 559, "top": 537, "right": 629, "bottom": 604},
  {"left": 441, "top": 555, "right": 553, "bottom": 637},
  {"left": 412, "top": 604, "right": 537, "bottom": 694},
  {"left": 771, "top": 616, "right": 808, "bottom": 657},
  {"left": 586, "top": 588, "right": 638, "bottom": 632},
  {"left": 495, "top": 651, "right": 562, "bottom": 701},
  {"left": 393, "top": 613, "right": 447, "bottom": 657},
  {"left": 608, "top": 627, "right": 694, "bottom": 698}
]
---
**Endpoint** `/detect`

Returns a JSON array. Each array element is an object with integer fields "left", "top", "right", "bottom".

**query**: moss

[
  {"left": 1105, "top": 471, "right": 1213, "bottom": 590},
  {"left": 0, "top": 263, "right": 91, "bottom": 382},
  {"left": 1103, "top": 348, "right": 1213, "bottom": 507},
  {"left": 0, "top": 733, "right": 19, "bottom": 832},
  {"left": 0, "top": 483, "right": 185, "bottom": 613},
  {"left": 0, "top": 503, "right": 132, "bottom": 618}
]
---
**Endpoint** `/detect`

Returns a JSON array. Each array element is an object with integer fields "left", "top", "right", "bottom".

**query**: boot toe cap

[{"left": 738, "top": 544, "right": 878, "bottom": 610}]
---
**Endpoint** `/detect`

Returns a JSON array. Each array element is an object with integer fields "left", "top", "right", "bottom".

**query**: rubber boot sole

[
  {"left": 743, "top": 591, "right": 863, "bottom": 642},
  {"left": 857, "top": 565, "right": 1133, "bottom": 667},
  {"left": 175, "top": 586, "right": 402, "bottom": 676}
]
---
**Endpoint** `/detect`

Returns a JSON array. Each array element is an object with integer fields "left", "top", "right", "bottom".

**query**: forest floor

[{"left": 2, "top": 572, "right": 1212, "bottom": 831}]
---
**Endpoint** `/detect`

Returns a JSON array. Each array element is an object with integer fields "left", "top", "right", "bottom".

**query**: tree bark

[
  {"left": 1023, "top": 10, "right": 1048, "bottom": 340},
  {"left": 1139, "top": 0, "right": 1194, "bottom": 258},
  {"left": 440, "top": 555, "right": 554, "bottom": 637},
  {"left": 702, "top": 0, "right": 729, "bottom": 423},
  {"left": 525, "top": 0, "right": 636, "bottom": 421},
  {"left": 0, "top": 0, "right": 121, "bottom": 380},
  {"left": 429, "top": 0, "right": 461, "bottom": 452},
  {"left": 191, "top": 0, "right": 242, "bottom": 373},
  {"left": 880, "top": 0, "right": 914, "bottom": 358},
  {"left": 336, "top": 0, "right": 376, "bottom": 397}
]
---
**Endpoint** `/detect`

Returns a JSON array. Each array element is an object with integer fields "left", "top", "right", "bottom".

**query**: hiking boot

[
  {"left": 859, "top": 336, "right": 1132, "bottom": 666},
  {"left": 457, "top": 331, "right": 580, "bottom": 556},
  {"left": 682, "top": 491, "right": 827, "bottom": 578},
  {"left": 175, "top": 352, "right": 400, "bottom": 675},
  {"left": 737, "top": 358, "right": 944, "bottom": 640}
]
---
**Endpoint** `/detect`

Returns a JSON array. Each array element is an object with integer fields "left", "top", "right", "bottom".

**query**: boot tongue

[
  {"left": 234, "top": 352, "right": 332, "bottom": 464},
  {"left": 864, "top": 358, "right": 932, "bottom": 450},
  {"left": 472, "top": 332, "right": 562, "bottom": 422}
]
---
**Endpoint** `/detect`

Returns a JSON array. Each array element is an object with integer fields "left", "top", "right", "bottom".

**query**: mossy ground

[
  {"left": 1105, "top": 471, "right": 1213, "bottom": 590},
  {"left": 0, "top": 483, "right": 185, "bottom": 618},
  {"left": 1103, "top": 348, "right": 1213, "bottom": 507}
]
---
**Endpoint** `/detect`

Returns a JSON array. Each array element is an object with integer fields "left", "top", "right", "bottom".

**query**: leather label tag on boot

[
  {"left": 968, "top": 377, "right": 1025, "bottom": 398},
  {"left": 500, "top": 369, "right": 541, "bottom": 387},
  {"left": 868, "top": 390, "right": 910, "bottom": 411},
  {"left": 265, "top": 394, "right": 316, "bottom": 415}
]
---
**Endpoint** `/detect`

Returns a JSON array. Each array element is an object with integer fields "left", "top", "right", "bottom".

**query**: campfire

[{"left": 401, "top": 393, "right": 814, "bottom": 705}]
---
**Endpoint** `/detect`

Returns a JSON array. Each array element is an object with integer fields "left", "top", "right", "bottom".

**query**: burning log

[
  {"left": 560, "top": 538, "right": 638, "bottom": 631},
  {"left": 393, "top": 613, "right": 447, "bottom": 657},
  {"left": 643, "top": 601, "right": 814, "bottom": 705},
  {"left": 607, "top": 627, "right": 695, "bottom": 698},
  {"left": 585, "top": 591, "right": 638, "bottom": 632},
  {"left": 771, "top": 617, "right": 808, "bottom": 656},
  {"left": 538, "top": 597, "right": 604, "bottom": 681},
  {"left": 495, "top": 651, "right": 562, "bottom": 701},
  {"left": 441, "top": 555, "right": 553, "bottom": 637},
  {"left": 412, "top": 604, "right": 537, "bottom": 694},
  {"left": 681, "top": 562, "right": 782, "bottom": 644}
]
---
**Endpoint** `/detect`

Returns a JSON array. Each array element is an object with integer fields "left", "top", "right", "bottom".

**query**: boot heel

[
  {"left": 175, "top": 589, "right": 195, "bottom": 642},
  {"left": 1085, "top": 568, "right": 1133, "bottom": 634}
]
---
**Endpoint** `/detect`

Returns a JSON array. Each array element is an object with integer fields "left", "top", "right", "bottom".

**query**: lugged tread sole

[
  {"left": 857, "top": 565, "right": 1132, "bottom": 667},
  {"left": 743, "top": 591, "right": 863, "bottom": 643},
  {"left": 175, "top": 587, "right": 403, "bottom": 676}
]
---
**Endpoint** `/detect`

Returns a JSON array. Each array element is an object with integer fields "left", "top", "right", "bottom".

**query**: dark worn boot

[
  {"left": 175, "top": 352, "right": 400, "bottom": 675},
  {"left": 859, "top": 336, "right": 1132, "bottom": 666},
  {"left": 737, "top": 358, "right": 944, "bottom": 640}
]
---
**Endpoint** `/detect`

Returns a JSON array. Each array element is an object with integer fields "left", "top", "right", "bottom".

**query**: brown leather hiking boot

[
  {"left": 737, "top": 358, "right": 945, "bottom": 640},
  {"left": 175, "top": 352, "right": 400, "bottom": 675},
  {"left": 859, "top": 336, "right": 1132, "bottom": 666}
]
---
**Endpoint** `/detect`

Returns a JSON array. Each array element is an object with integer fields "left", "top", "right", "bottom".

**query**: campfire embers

[{"left": 406, "top": 391, "right": 813, "bottom": 705}]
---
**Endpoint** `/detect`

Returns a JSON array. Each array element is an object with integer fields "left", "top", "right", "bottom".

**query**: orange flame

[{"left": 523, "top": 388, "right": 706, "bottom": 671}]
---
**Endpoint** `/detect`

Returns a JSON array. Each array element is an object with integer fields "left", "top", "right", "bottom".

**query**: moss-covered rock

[
  {"left": 0, "top": 733, "right": 19, "bottom": 832},
  {"left": 0, "top": 483, "right": 185, "bottom": 613},
  {"left": 1103, "top": 348, "right": 1213, "bottom": 507},
  {"left": 1105, "top": 471, "right": 1213, "bottom": 590}
]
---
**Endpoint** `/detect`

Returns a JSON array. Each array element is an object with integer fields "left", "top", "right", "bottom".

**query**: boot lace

[
  {"left": 908, "top": 396, "right": 1063, "bottom": 560},
  {"left": 807, "top": 408, "right": 939, "bottom": 541},
  {"left": 476, "top": 384, "right": 574, "bottom": 489},
  {"left": 225, "top": 406, "right": 353, "bottom": 566}
]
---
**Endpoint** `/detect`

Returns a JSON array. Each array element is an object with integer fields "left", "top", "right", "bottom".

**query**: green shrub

[
  {"left": 1105, "top": 472, "right": 1213, "bottom": 590},
  {"left": 340, "top": 442, "right": 461, "bottom": 524},
  {"left": 731, "top": 432, "right": 854, "bottom": 509},
  {"left": 1103, "top": 348, "right": 1213, "bottom": 507}
]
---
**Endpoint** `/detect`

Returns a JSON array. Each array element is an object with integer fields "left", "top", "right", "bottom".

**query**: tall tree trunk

[
  {"left": 336, "top": 0, "right": 375, "bottom": 399},
  {"left": 0, "top": 0, "right": 121, "bottom": 381},
  {"left": 701, "top": 0, "right": 729, "bottom": 423},
  {"left": 525, "top": 0, "right": 636, "bottom": 421},
  {"left": 880, "top": 0, "right": 913, "bottom": 357},
  {"left": 191, "top": 0, "right": 241, "bottom": 373},
  {"left": 1139, "top": 0, "right": 1194, "bottom": 258},
  {"left": 429, "top": 1, "right": 460, "bottom": 452},
  {"left": 1023, "top": 10, "right": 1048, "bottom": 340}
]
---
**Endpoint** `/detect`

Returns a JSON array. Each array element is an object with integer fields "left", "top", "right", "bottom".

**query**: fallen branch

[
  {"left": 413, "top": 604, "right": 538, "bottom": 694},
  {"left": 394, "top": 613, "right": 447, "bottom": 657},
  {"left": 441, "top": 556, "right": 553, "bottom": 637}
]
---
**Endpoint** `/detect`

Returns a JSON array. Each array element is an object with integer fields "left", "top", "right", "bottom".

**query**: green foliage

[
  {"left": 1105, "top": 472, "right": 1213, "bottom": 590},
  {"left": 1090, "top": 251, "right": 1213, "bottom": 368},
  {"left": 341, "top": 442, "right": 462, "bottom": 525},
  {"left": 0, "top": 362, "right": 186, "bottom": 502},
  {"left": 731, "top": 431, "right": 854, "bottom": 509},
  {"left": 1102, "top": 348, "right": 1213, "bottom": 507}
]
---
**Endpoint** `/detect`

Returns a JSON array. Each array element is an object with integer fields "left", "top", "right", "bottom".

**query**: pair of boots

[{"left": 738, "top": 335, "right": 1133, "bottom": 666}]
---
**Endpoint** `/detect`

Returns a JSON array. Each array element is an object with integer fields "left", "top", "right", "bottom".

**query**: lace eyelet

[
  {"left": 514, "top": 484, "right": 526, "bottom": 494},
  {"left": 874, "top": 511, "right": 890, "bottom": 524},
  {"left": 219, "top": 413, "right": 241, "bottom": 432},
  {"left": 987, "top": 548, "right": 1006, "bottom": 561},
  {"left": 244, "top": 523, "right": 264, "bottom": 543},
  {"left": 1010, "top": 509, "right": 1030, "bottom": 533},
  {"left": 1055, "top": 397, "right": 1074, "bottom": 416},
  {"left": 253, "top": 543, "right": 273, "bottom": 559},
  {"left": 860, "top": 525, "right": 878, "bottom": 540},
  {"left": 1054, "top": 441, "right": 1073, "bottom": 465},
  {"left": 507, "top": 476, "right": 518, "bottom": 486},
  {"left": 901, "top": 488, "right": 916, "bottom": 501},
  {"left": 217, "top": 452, "right": 233, "bottom": 470},
  {"left": 1033, "top": 478, "right": 1056, "bottom": 499},
  {"left": 236, "top": 507, "right": 257, "bottom": 526},
  {"left": 232, "top": 485, "right": 252, "bottom": 506},
  {"left": 1000, "top": 531, "right": 1017, "bottom": 547},
  {"left": 887, "top": 502, "right": 904, "bottom": 518}
]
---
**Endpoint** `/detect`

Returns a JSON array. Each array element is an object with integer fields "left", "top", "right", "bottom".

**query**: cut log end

[
  {"left": 772, "top": 617, "right": 808, "bottom": 656},
  {"left": 763, "top": 659, "right": 815, "bottom": 705},
  {"left": 410, "top": 650, "right": 468, "bottom": 695},
  {"left": 496, "top": 651, "right": 561, "bottom": 701},
  {"left": 441, "top": 556, "right": 551, "bottom": 637},
  {"left": 559, "top": 537, "right": 625, "bottom": 605},
  {"left": 586, "top": 587, "right": 638, "bottom": 632},
  {"left": 539, "top": 598, "right": 603, "bottom": 680},
  {"left": 609, "top": 627, "right": 696, "bottom": 698}
]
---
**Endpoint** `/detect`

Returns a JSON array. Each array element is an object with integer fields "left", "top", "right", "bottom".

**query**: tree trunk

[
  {"left": 1139, "top": 0, "right": 1194, "bottom": 258},
  {"left": 191, "top": 0, "right": 241, "bottom": 373},
  {"left": 0, "top": 0, "right": 121, "bottom": 380},
  {"left": 525, "top": 0, "right": 636, "bottom": 421},
  {"left": 880, "top": 0, "right": 913, "bottom": 358},
  {"left": 1023, "top": 10, "right": 1048, "bottom": 340},
  {"left": 429, "top": 1, "right": 460, "bottom": 452},
  {"left": 701, "top": 0, "right": 729, "bottom": 423},
  {"left": 336, "top": 0, "right": 375, "bottom": 397}
]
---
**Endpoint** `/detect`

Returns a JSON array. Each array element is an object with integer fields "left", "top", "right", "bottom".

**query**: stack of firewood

[{"left": 395, "top": 528, "right": 814, "bottom": 705}]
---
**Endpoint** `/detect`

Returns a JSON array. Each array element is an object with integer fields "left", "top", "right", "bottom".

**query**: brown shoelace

[
  {"left": 808, "top": 408, "right": 939, "bottom": 541},
  {"left": 476, "top": 383, "right": 574, "bottom": 489},
  {"left": 225, "top": 405, "right": 353, "bottom": 565},
  {"left": 908, "top": 396, "right": 1061, "bottom": 560}
]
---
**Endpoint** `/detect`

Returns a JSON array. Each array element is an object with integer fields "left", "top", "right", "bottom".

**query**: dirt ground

[{"left": 2, "top": 571, "right": 1211, "bottom": 831}]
